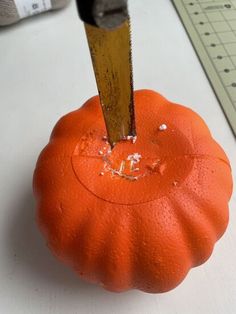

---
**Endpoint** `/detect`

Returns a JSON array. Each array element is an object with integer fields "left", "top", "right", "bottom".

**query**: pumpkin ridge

[
  {"left": 37, "top": 199, "right": 68, "bottom": 255},
  {"left": 68, "top": 210, "right": 96, "bottom": 276},
  {"left": 129, "top": 209, "right": 161, "bottom": 293},
  {"left": 128, "top": 209, "right": 144, "bottom": 291},
  {"left": 169, "top": 188, "right": 217, "bottom": 266},
  {"left": 129, "top": 202, "right": 192, "bottom": 293},
  {"left": 50, "top": 97, "right": 102, "bottom": 140},
  {"left": 46, "top": 202, "right": 91, "bottom": 263},
  {"left": 128, "top": 207, "right": 167, "bottom": 292},
  {"left": 93, "top": 209, "right": 134, "bottom": 292},
  {"left": 90, "top": 216, "right": 124, "bottom": 289},
  {"left": 182, "top": 185, "right": 229, "bottom": 240},
  {"left": 72, "top": 208, "right": 114, "bottom": 284},
  {"left": 166, "top": 196, "right": 195, "bottom": 267}
]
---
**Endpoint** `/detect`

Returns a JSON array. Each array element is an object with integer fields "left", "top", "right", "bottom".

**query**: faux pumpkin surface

[{"left": 33, "top": 90, "right": 233, "bottom": 293}]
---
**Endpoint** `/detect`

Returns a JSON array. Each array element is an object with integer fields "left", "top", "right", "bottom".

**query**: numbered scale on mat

[{"left": 172, "top": 0, "right": 236, "bottom": 136}]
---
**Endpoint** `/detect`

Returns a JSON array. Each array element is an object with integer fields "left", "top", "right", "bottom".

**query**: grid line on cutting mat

[{"left": 172, "top": 0, "right": 236, "bottom": 136}]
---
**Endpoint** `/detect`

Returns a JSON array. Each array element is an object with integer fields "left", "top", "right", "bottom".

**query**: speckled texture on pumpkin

[{"left": 33, "top": 90, "right": 233, "bottom": 293}]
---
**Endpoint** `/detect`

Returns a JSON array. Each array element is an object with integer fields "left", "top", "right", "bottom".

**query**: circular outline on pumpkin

[{"left": 70, "top": 126, "right": 230, "bottom": 206}]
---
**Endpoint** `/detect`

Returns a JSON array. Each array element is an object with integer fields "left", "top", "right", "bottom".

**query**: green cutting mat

[{"left": 172, "top": 0, "right": 236, "bottom": 136}]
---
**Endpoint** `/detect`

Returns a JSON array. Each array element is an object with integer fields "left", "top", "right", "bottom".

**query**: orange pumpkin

[{"left": 33, "top": 89, "right": 233, "bottom": 293}]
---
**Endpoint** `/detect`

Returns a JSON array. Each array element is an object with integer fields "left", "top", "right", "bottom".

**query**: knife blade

[{"left": 76, "top": 0, "right": 136, "bottom": 147}]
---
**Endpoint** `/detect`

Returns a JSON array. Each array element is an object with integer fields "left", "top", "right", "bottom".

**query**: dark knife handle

[{"left": 76, "top": 0, "right": 128, "bottom": 29}]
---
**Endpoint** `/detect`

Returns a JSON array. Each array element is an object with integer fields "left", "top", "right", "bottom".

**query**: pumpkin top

[{"left": 37, "top": 89, "right": 230, "bottom": 205}]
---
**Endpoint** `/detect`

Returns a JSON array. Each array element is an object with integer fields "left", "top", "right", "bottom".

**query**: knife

[{"left": 76, "top": 0, "right": 136, "bottom": 147}]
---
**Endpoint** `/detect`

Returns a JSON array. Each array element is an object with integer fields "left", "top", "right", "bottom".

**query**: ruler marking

[
  {"left": 173, "top": 0, "right": 236, "bottom": 135},
  {"left": 198, "top": 0, "right": 236, "bottom": 102},
  {"left": 184, "top": 0, "right": 235, "bottom": 103}
]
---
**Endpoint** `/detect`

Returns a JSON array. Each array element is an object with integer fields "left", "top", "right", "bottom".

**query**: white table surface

[{"left": 0, "top": 1, "right": 235, "bottom": 313}]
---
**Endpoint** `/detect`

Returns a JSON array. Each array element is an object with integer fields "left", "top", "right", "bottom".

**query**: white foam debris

[
  {"left": 159, "top": 124, "right": 167, "bottom": 131},
  {"left": 119, "top": 160, "right": 125, "bottom": 174},
  {"left": 102, "top": 135, "right": 107, "bottom": 140},
  {"left": 127, "top": 153, "right": 142, "bottom": 163},
  {"left": 127, "top": 135, "right": 137, "bottom": 143},
  {"left": 173, "top": 181, "right": 178, "bottom": 186},
  {"left": 132, "top": 136, "right": 137, "bottom": 144},
  {"left": 98, "top": 148, "right": 143, "bottom": 181},
  {"left": 122, "top": 135, "right": 137, "bottom": 144}
]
